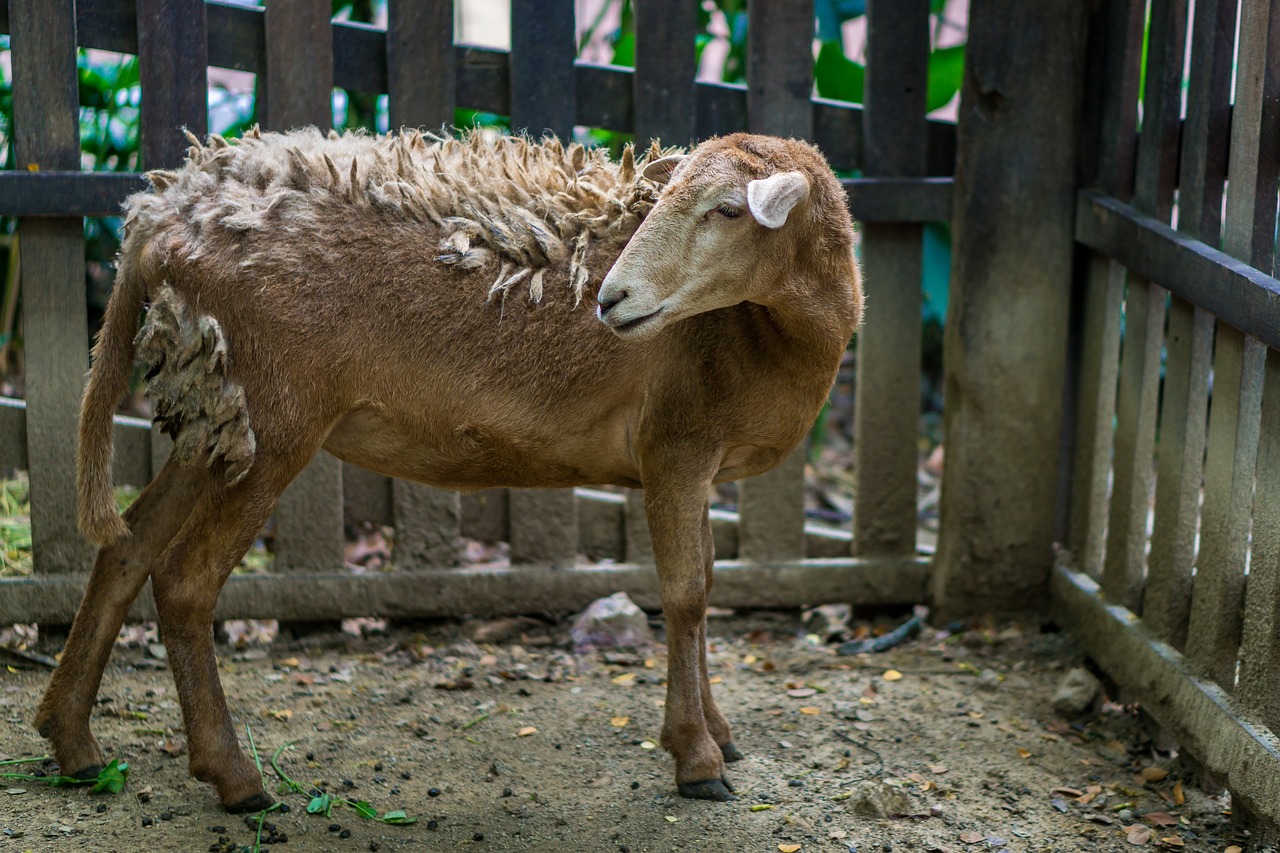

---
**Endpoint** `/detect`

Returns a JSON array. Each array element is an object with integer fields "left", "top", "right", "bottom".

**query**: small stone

[
  {"left": 340, "top": 828, "right": 352, "bottom": 839},
  {"left": 160, "top": 811, "right": 172, "bottom": 821},
  {"left": 473, "top": 832, "right": 485, "bottom": 841},
  {"left": 1052, "top": 668, "right": 1102, "bottom": 718},
  {"left": 427, "top": 819, "right": 439, "bottom": 831},
  {"left": 373, "top": 762, "right": 383, "bottom": 772},
  {"left": 977, "top": 669, "right": 1002, "bottom": 690},
  {"left": 570, "top": 592, "right": 653, "bottom": 652},
  {"left": 802, "top": 603, "right": 852, "bottom": 643},
  {"left": 370, "top": 843, "right": 380, "bottom": 852},
  {"left": 329, "top": 823, "right": 342, "bottom": 832},
  {"left": 428, "top": 787, "right": 441, "bottom": 797},
  {"left": 844, "top": 781, "right": 913, "bottom": 819},
  {"left": 630, "top": 781, "right": 640, "bottom": 790},
  {"left": 142, "top": 816, "right": 154, "bottom": 827},
  {"left": 96, "top": 803, "right": 107, "bottom": 813},
  {"left": 401, "top": 771, "right": 412, "bottom": 780}
]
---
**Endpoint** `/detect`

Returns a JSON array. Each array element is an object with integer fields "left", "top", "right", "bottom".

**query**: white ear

[
  {"left": 746, "top": 171, "right": 810, "bottom": 229},
  {"left": 642, "top": 154, "right": 687, "bottom": 185}
]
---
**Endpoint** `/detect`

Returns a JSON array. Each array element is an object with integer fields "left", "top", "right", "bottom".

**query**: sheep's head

[{"left": 598, "top": 133, "right": 848, "bottom": 339}]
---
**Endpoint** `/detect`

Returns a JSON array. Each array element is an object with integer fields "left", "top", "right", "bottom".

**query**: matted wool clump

[{"left": 132, "top": 126, "right": 682, "bottom": 305}]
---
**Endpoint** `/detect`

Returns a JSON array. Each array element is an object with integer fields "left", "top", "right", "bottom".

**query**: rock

[
  {"left": 1052, "top": 667, "right": 1102, "bottom": 718},
  {"left": 976, "top": 669, "right": 1002, "bottom": 691},
  {"left": 844, "top": 781, "right": 913, "bottom": 818},
  {"left": 570, "top": 593, "right": 653, "bottom": 653},
  {"left": 802, "top": 603, "right": 852, "bottom": 643}
]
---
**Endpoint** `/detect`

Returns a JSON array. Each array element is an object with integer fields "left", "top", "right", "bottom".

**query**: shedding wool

[{"left": 132, "top": 126, "right": 682, "bottom": 306}]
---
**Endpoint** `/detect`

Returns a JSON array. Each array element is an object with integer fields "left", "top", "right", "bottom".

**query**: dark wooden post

[
  {"left": 931, "top": 0, "right": 1088, "bottom": 616},
  {"left": 10, "top": 0, "right": 93, "bottom": 574}
]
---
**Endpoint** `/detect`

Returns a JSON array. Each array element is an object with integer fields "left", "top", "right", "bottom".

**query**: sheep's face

[{"left": 597, "top": 144, "right": 811, "bottom": 340}]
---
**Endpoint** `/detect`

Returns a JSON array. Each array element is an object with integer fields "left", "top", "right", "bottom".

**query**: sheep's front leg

[
  {"left": 696, "top": 500, "right": 741, "bottom": 763},
  {"left": 647, "top": 479, "right": 734, "bottom": 801}
]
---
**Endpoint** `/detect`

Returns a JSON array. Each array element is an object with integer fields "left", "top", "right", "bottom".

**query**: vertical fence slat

[
  {"left": 386, "top": 0, "right": 453, "bottom": 131},
  {"left": 634, "top": 0, "right": 697, "bottom": 147},
  {"left": 506, "top": 0, "right": 577, "bottom": 563},
  {"left": 1069, "top": 255, "right": 1123, "bottom": 577},
  {"left": 11, "top": 0, "right": 93, "bottom": 574},
  {"left": 737, "top": 0, "right": 814, "bottom": 563},
  {"left": 1101, "top": 276, "right": 1163, "bottom": 611},
  {"left": 1144, "top": 297, "right": 1211, "bottom": 646},
  {"left": 1239, "top": 352, "right": 1280, "bottom": 732},
  {"left": 1067, "top": 0, "right": 1144, "bottom": 575},
  {"left": 136, "top": 0, "right": 209, "bottom": 169},
  {"left": 1185, "top": 0, "right": 1279, "bottom": 688},
  {"left": 263, "top": 0, "right": 345, "bottom": 573},
  {"left": 384, "top": 0, "right": 461, "bottom": 568},
  {"left": 1100, "top": 0, "right": 1184, "bottom": 613},
  {"left": 1144, "top": 0, "right": 1230, "bottom": 648},
  {"left": 851, "top": 0, "right": 927, "bottom": 559},
  {"left": 509, "top": 0, "right": 575, "bottom": 140}
]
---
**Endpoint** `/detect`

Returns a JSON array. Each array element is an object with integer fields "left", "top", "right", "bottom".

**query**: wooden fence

[
  {"left": 1053, "top": 0, "right": 1280, "bottom": 835},
  {"left": 0, "top": 0, "right": 952, "bottom": 624}
]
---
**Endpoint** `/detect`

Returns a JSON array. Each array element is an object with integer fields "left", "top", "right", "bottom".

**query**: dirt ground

[{"left": 0, "top": 609, "right": 1261, "bottom": 853}]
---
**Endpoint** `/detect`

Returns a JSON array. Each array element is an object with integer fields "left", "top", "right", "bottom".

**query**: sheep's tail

[{"left": 77, "top": 253, "right": 147, "bottom": 547}]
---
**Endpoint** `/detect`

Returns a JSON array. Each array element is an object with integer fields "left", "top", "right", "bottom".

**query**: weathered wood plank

[
  {"left": 386, "top": 0, "right": 453, "bottom": 130},
  {"left": 1131, "top": 0, "right": 1186, "bottom": 220},
  {"left": 136, "top": 0, "right": 209, "bottom": 169},
  {"left": 263, "top": 0, "right": 333, "bottom": 132},
  {"left": 1068, "top": 254, "right": 1123, "bottom": 578},
  {"left": 1177, "top": 0, "right": 1236, "bottom": 246},
  {"left": 633, "top": 0, "right": 696, "bottom": 147},
  {"left": 1092, "top": 0, "right": 1145, "bottom": 201},
  {"left": 1144, "top": 297, "right": 1211, "bottom": 648},
  {"left": 1144, "top": 0, "right": 1227, "bottom": 650},
  {"left": 932, "top": 0, "right": 1088, "bottom": 614},
  {"left": 746, "top": 0, "right": 813, "bottom": 139},
  {"left": 262, "top": 0, "right": 344, "bottom": 573},
  {"left": 1050, "top": 562, "right": 1280, "bottom": 839},
  {"left": 509, "top": 0, "right": 574, "bottom": 139},
  {"left": 1074, "top": 193, "right": 1280, "bottom": 353},
  {"left": 1101, "top": 275, "right": 1164, "bottom": 611},
  {"left": 1239, "top": 353, "right": 1280, "bottom": 732},
  {"left": 852, "top": 0, "right": 927, "bottom": 559},
  {"left": 1186, "top": 329, "right": 1265, "bottom": 688},
  {"left": 508, "top": 488, "right": 578, "bottom": 568},
  {"left": 0, "top": 556, "right": 932, "bottom": 623},
  {"left": 10, "top": 0, "right": 93, "bottom": 575}
]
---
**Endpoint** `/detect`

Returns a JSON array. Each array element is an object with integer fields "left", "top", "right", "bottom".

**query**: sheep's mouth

[{"left": 611, "top": 307, "right": 664, "bottom": 335}]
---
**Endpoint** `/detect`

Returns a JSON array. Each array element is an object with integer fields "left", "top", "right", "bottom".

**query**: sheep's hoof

[
  {"left": 720, "top": 741, "right": 744, "bottom": 763},
  {"left": 225, "top": 791, "right": 276, "bottom": 814},
  {"left": 70, "top": 764, "right": 105, "bottom": 782},
  {"left": 678, "top": 777, "right": 736, "bottom": 801}
]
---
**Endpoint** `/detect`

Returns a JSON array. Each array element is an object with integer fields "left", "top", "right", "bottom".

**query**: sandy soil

[{"left": 0, "top": 610, "right": 1258, "bottom": 853}]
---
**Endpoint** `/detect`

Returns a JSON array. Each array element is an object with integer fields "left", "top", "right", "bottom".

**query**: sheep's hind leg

[
  {"left": 149, "top": 461, "right": 297, "bottom": 813},
  {"left": 34, "top": 460, "right": 203, "bottom": 780}
]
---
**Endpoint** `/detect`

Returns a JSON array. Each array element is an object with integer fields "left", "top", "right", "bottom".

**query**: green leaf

[
  {"left": 307, "top": 793, "right": 332, "bottom": 816},
  {"left": 926, "top": 45, "right": 965, "bottom": 112},
  {"left": 815, "top": 41, "right": 864, "bottom": 105},
  {"left": 379, "top": 810, "right": 417, "bottom": 825},
  {"left": 90, "top": 759, "right": 128, "bottom": 794},
  {"left": 351, "top": 800, "right": 378, "bottom": 820},
  {"left": 611, "top": 31, "right": 635, "bottom": 68}
]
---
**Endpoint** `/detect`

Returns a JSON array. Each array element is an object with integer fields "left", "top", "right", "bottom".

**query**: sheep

[{"left": 33, "top": 126, "right": 863, "bottom": 811}]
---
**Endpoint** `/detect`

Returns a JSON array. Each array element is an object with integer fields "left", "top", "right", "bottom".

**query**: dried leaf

[
  {"left": 928, "top": 763, "right": 948, "bottom": 774},
  {"left": 787, "top": 688, "right": 817, "bottom": 698},
  {"left": 1141, "top": 766, "right": 1169, "bottom": 783},
  {"left": 1145, "top": 812, "right": 1178, "bottom": 827},
  {"left": 1125, "top": 825, "right": 1152, "bottom": 845},
  {"left": 750, "top": 804, "right": 775, "bottom": 812},
  {"left": 1077, "top": 785, "right": 1103, "bottom": 805},
  {"left": 264, "top": 708, "right": 293, "bottom": 721},
  {"left": 1157, "top": 837, "right": 1184, "bottom": 847},
  {"left": 1051, "top": 787, "right": 1084, "bottom": 798},
  {"left": 882, "top": 670, "right": 903, "bottom": 682},
  {"left": 799, "top": 707, "right": 821, "bottom": 716},
  {"left": 516, "top": 726, "right": 538, "bottom": 737},
  {"left": 1017, "top": 748, "right": 1032, "bottom": 759},
  {"left": 959, "top": 830, "right": 983, "bottom": 844},
  {"left": 778, "top": 844, "right": 802, "bottom": 853},
  {"left": 610, "top": 716, "right": 630, "bottom": 727},
  {"left": 611, "top": 673, "right": 636, "bottom": 685},
  {"left": 665, "top": 815, "right": 678, "bottom": 823},
  {"left": 640, "top": 741, "right": 657, "bottom": 750}
]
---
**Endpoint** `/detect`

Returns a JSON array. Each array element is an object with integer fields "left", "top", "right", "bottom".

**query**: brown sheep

[{"left": 34, "top": 127, "right": 862, "bottom": 810}]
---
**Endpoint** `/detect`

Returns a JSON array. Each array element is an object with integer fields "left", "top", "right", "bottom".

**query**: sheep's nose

[{"left": 597, "top": 288, "right": 628, "bottom": 316}]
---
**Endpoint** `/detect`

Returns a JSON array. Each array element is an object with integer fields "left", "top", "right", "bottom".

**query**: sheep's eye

[{"left": 716, "top": 204, "right": 743, "bottom": 219}]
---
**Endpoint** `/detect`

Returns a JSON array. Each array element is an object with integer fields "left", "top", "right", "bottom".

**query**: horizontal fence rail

[{"left": 0, "top": 0, "right": 948, "bottom": 628}]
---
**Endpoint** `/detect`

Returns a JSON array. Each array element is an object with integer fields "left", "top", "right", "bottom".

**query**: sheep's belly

[{"left": 322, "top": 407, "right": 641, "bottom": 491}]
